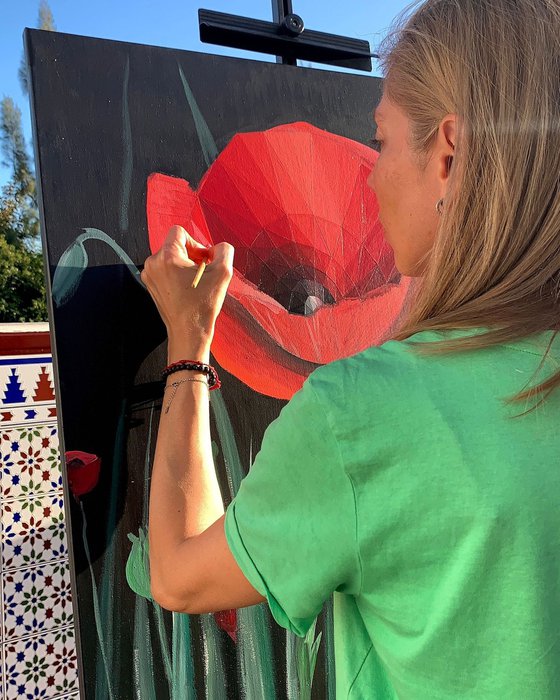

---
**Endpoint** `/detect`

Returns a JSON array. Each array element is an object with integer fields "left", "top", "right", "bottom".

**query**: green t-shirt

[{"left": 224, "top": 329, "right": 560, "bottom": 699}]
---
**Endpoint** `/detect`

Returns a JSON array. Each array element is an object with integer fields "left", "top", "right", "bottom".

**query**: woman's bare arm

[{"left": 142, "top": 225, "right": 265, "bottom": 612}]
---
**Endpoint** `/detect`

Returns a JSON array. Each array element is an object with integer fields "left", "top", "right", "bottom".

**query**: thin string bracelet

[{"left": 163, "top": 377, "right": 209, "bottom": 413}]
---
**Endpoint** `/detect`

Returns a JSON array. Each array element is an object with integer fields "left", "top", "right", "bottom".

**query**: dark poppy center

[
  {"left": 277, "top": 276, "right": 336, "bottom": 316},
  {"left": 257, "top": 263, "right": 336, "bottom": 316}
]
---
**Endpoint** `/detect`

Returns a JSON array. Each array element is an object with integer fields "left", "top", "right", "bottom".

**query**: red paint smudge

[{"left": 214, "top": 608, "right": 237, "bottom": 643}]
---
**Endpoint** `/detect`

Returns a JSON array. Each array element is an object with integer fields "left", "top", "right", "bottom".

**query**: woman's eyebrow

[{"left": 374, "top": 109, "right": 384, "bottom": 123}]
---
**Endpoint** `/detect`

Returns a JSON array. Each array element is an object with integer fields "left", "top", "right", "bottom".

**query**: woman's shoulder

[
  {"left": 306, "top": 327, "right": 559, "bottom": 417},
  {"left": 304, "top": 333, "right": 431, "bottom": 421},
  {"left": 307, "top": 328, "right": 453, "bottom": 395},
  {"left": 312, "top": 327, "right": 558, "bottom": 381}
]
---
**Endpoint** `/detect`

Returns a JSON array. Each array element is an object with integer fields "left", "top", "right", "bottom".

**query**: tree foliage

[
  {"left": 0, "top": 98, "right": 35, "bottom": 200},
  {"left": 1, "top": 0, "right": 54, "bottom": 322},
  {"left": 38, "top": 0, "right": 56, "bottom": 31},
  {"left": 19, "top": 0, "right": 56, "bottom": 95},
  {"left": 0, "top": 98, "right": 39, "bottom": 241},
  {"left": 0, "top": 235, "right": 47, "bottom": 322},
  {"left": 0, "top": 183, "right": 29, "bottom": 246}
]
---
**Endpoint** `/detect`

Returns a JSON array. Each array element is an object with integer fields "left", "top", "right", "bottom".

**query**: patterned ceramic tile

[
  {"left": 3, "top": 626, "right": 78, "bottom": 698},
  {"left": 1, "top": 493, "right": 67, "bottom": 571},
  {"left": 1, "top": 424, "right": 61, "bottom": 500},
  {"left": 2, "top": 560, "right": 73, "bottom": 640},
  {"left": 0, "top": 352, "right": 79, "bottom": 698}
]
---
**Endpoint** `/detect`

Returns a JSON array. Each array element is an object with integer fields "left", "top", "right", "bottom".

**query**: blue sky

[{"left": 0, "top": 0, "right": 411, "bottom": 186}]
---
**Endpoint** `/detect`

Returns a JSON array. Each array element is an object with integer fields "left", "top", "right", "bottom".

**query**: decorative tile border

[
  {"left": 0, "top": 406, "right": 58, "bottom": 428},
  {"left": 0, "top": 358, "right": 56, "bottom": 430},
  {"left": 0, "top": 359, "right": 55, "bottom": 403}
]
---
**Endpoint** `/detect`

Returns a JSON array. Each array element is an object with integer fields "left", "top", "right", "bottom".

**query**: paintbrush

[{"left": 191, "top": 259, "right": 207, "bottom": 289}]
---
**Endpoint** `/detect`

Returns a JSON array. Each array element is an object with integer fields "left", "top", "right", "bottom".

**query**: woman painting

[{"left": 140, "top": 0, "right": 560, "bottom": 696}]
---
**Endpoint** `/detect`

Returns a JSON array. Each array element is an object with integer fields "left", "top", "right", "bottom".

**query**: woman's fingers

[
  {"left": 162, "top": 226, "right": 233, "bottom": 281},
  {"left": 139, "top": 224, "right": 235, "bottom": 337},
  {"left": 164, "top": 224, "right": 188, "bottom": 248},
  {"left": 207, "top": 242, "right": 234, "bottom": 280},
  {"left": 162, "top": 225, "right": 210, "bottom": 265},
  {"left": 142, "top": 230, "right": 233, "bottom": 288}
]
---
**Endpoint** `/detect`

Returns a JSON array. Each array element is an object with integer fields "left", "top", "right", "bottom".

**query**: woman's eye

[{"left": 369, "top": 137, "right": 383, "bottom": 152}]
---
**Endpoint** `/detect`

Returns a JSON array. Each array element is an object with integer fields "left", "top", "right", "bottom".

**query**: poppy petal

[{"left": 147, "top": 173, "right": 213, "bottom": 252}]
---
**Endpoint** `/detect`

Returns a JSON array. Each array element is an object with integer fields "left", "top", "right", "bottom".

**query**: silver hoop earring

[{"left": 436, "top": 198, "right": 444, "bottom": 215}]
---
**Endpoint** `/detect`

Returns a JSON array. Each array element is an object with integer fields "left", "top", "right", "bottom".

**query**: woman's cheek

[
  {"left": 368, "top": 162, "right": 387, "bottom": 216},
  {"left": 366, "top": 164, "right": 377, "bottom": 194}
]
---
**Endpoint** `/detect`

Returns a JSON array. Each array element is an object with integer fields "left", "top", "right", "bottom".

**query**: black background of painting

[{"left": 26, "top": 28, "right": 383, "bottom": 699}]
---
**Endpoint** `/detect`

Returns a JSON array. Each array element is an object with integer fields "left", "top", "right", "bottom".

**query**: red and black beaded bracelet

[{"left": 162, "top": 360, "right": 221, "bottom": 390}]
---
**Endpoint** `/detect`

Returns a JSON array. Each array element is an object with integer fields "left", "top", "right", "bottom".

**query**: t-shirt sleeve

[{"left": 224, "top": 374, "right": 361, "bottom": 637}]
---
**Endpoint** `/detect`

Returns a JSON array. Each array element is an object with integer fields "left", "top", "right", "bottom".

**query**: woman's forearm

[
  {"left": 139, "top": 226, "right": 233, "bottom": 606},
  {"left": 148, "top": 336, "right": 224, "bottom": 603}
]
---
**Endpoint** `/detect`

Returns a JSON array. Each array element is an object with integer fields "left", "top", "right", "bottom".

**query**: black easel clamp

[
  {"left": 280, "top": 14, "right": 304, "bottom": 37},
  {"left": 198, "top": 4, "right": 373, "bottom": 72}
]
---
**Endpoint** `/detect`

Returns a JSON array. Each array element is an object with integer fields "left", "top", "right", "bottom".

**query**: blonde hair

[{"left": 378, "top": 0, "right": 560, "bottom": 406}]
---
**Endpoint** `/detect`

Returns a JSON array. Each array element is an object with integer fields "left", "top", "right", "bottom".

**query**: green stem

[
  {"left": 210, "top": 390, "right": 277, "bottom": 700},
  {"left": 79, "top": 228, "right": 144, "bottom": 287},
  {"left": 171, "top": 613, "right": 196, "bottom": 700},
  {"left": 153, "top": 603, "right": 173, "bottom": 687},
  {"left": 119, "top": 56, "right": 133, "bottom": 232},
  {"left": 177, "top": 63, "right": 219, "bottom": 168},
  {"left": 94, "top": 399, "right": 127, "bottom": 698},
  {"left": 200, "top": 615, "right": 227, "bottom": 700},
  {"left": 325, "top": 597, "right": 336, "bottom": 700},
  {"left": 286, "top": 630, "right": 300, "bottom": 700},
  {"left": 80, "top": 501, "right": 114, "bottom": 700},
  {"left": 132, "top": 595, "right": 157, "bottom": 699}
]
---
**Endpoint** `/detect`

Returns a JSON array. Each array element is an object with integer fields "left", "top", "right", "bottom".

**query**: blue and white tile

[
  {"left": 3, "top": 626, "right": 78, "bottom": 699},
  {"left": 2, "top": 560, "right": 73, "bottom": 640},
  {"left": 1, "top": 424, "right": 61, "bottom": 500},
  {"left": 1, "top": 493, "right": 67, "bottom": 571}
]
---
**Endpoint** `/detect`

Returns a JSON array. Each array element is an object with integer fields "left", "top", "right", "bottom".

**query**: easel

[{"left": 199, "top": 0, "right": 375, "bottom": 71}]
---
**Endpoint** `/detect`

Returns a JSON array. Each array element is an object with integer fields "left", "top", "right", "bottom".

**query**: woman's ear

[{"left": 437, "top": 114, "right": 457, "bottom": 184}]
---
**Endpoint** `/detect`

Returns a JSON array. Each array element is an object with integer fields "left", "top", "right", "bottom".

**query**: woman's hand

[{"left": 141, "top": 225, "right": 234, "bottom": 361}]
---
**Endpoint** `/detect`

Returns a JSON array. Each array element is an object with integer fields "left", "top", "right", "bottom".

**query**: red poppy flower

[
  {"left": 65, "top": 451, "right": 101, "bottom": 498},
  {"left": 147, "top": 122, "right": 410, "bottom": 399}
]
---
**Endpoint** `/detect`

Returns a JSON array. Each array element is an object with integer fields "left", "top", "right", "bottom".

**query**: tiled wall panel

[{"left": 1, "top": 356, "right": 79, "bottom": 699}]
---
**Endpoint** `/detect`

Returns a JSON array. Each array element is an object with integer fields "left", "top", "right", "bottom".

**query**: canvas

[{"left": 26, "top": 28, "right": 410, "bottom": 698}]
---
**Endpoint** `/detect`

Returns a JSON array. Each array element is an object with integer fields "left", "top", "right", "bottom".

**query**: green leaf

[
  {"left": 125, "top": 527, "right": 152, "bottom": 600},
  {"left": 52, "top": 239, "right": 88, "bottom": 306},
  {"left": 309, "top": 631, "right": 323, "bottom": 680},
  {"left": 296, "top": 618, "right": 323, "bottom": 700}
]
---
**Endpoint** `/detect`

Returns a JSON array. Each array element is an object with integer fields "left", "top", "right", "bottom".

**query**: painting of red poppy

[
  {"left": 147, "top": 123, "right": 410, "bottom": 399},
  {"left": 28, "top": 28, "right": 406, "bottom": 699}
]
